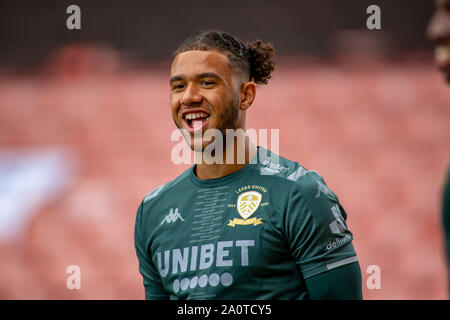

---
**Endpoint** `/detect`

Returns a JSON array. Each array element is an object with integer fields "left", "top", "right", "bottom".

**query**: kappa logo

[
  {"left": 161, "top": 208, "right": 185, "bottom": 225},
  {"left": 315, "top": 180, "right": 332, "bottom": 198},
  {"left": 228, "top": 191, "right": 263, "bottom": 227},
  {"left": 329, "top": 204, "right": 348, "bottom": 234}
]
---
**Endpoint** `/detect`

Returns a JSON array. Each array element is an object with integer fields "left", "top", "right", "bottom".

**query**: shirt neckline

[{"left": 189, "top": 146, "right": 262, "bottom": 187}]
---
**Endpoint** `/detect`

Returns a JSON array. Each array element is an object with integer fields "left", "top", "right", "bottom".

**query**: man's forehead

[{"left": 171, "top": 50, "right": 231, "bottom": 76}]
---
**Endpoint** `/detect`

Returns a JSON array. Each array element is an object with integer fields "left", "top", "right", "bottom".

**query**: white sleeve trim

[{"left": 326, "top": 256, "right": 359, "bottom": 271}]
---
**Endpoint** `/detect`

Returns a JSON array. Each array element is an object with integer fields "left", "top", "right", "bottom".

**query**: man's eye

[
  {"left": 172, "top": 83, "right": 185, "bottom": 90},
  {"left": 201, "top": 80, "right": 215, "bottom": 86}
]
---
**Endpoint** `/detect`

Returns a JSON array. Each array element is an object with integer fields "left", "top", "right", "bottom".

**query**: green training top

[{"left": 134, "top": 147, "right": 359, "bottom": 299}]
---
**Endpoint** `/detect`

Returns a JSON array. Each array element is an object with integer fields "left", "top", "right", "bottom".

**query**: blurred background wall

[
  {"left": 0, "top": 0, "right": 436, "bottom": 67},
  {"left": 0, "top": 0, "right": 449, "bottom": 299}
]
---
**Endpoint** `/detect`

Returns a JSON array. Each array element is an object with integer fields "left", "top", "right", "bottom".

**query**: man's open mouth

[
  {"left": 182, "top": 111, "right": 210, "bottom": 133},
  {"left": 435, "top": 44, "right": 450, "bottom": 70}
]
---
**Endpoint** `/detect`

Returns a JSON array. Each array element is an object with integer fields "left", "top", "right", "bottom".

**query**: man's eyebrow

[
  {"left": 169, "top": 72, "right": 222, "bottom": 84},
  {"left": 169, "top": 75, "right": 184, "bottom": 84},
  {"left": 196, "top": 72, "right": 221, "bottom": 80}
]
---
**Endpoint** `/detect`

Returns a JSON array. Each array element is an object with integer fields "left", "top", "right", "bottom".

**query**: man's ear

[{"left": 240, "top": 82, "right": 256, "bottom": 111}]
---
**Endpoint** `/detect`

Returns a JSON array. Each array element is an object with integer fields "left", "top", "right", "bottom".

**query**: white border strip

[
  {"left": 326, "top": 256, "right": 359, "bottom": 271},
  {"left": 144, "top": 184, "right": 165, "bottom": 203}
]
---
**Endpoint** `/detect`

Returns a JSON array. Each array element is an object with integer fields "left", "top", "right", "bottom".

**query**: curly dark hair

[{"left": 172, "top": 30, "right": 275, "bottom": 85}]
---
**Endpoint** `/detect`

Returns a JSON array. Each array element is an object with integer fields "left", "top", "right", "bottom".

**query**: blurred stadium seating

[{"left": 0, "top": 43, "right": 448, "bottom": 299}]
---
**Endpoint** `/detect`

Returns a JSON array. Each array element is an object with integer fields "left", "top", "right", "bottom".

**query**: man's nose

[
  {"left": 427, "top": 12, "right": 450, "bottom": 43},
  {"left": 180, "top": 83, "right": 202, "bottom": 106}
]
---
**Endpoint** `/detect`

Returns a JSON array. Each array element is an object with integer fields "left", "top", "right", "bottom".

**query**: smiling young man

[{"left": 134, "top": 30, "right": 362, "bottom": 300}]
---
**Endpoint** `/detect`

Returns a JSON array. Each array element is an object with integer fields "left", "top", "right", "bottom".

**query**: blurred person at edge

[{"left": 427, "top": 0, "right": 450, "bottom": 298}]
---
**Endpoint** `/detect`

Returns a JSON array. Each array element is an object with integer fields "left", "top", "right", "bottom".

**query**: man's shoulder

[
  {"left": 256, "top": 147, "right": 323, "bottom": 187},
  {"left": 142, "top": 166, "right": 193, "bottom": 206},
  {"left": 255, "top": 147, "right": 341, "bottom": 203}
]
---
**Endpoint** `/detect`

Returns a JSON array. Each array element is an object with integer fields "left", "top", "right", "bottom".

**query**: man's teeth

[
  {"left": 435, "top": 46, "right": 450, "bottom": 63},
  {"left": 185, "top": 112, "right": 209, "bottom": 120}
]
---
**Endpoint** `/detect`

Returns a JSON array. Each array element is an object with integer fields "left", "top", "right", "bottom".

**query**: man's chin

[
  {"left": 190, "top": 140, "right": 221, "bottom": 153},
  {"left": 191, "top": 144, "right": 206, "bottom": 153}
]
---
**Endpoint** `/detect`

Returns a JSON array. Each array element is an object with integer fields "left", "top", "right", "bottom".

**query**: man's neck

[{"left": 194, "top": 136, "right": 257, "bottom": 180}]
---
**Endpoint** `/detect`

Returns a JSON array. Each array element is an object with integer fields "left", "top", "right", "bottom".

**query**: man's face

[
  {"left": 427, "top": 0, "right": 450, "bottom": 82},
  {"left": 170, "top": 50, "right": 241, "bottom": 151}
]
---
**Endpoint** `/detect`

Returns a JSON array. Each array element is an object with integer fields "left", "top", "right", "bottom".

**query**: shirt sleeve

[
  {"left": 134, "top": 201, "right": 169, "bottom": 300},
  {"left": 305, "top": 260, "right": 363, "bottom": 299},
  {"left": 442, "top": 166, "right": 450, "bottom": 264},
  {"left": 284, "top": 171, "right": 359, "bottom": 279}
]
